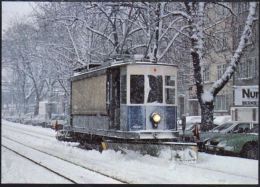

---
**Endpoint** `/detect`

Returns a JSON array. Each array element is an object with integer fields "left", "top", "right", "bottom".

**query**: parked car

[
  {"left": 210, "top": 121, "right": 258, "bottom": 134},
  {"left": 178, "top": 116, "right": 202, "bottom": 131},
  {"left": 179, "top": 116, "right": 231, "bottom": 141},
  {"left": 5, "top": 116, "right": 22, "bottom": 123},
  {"left": 178, "top": 115, "right": 231, "bottom": 131},
  {"left": 181, "top": 120, "right": 258, "bottom": 150},
  {"left": 30, "top": 116, "right": 47, "bottom": 127},
  {"left": 205, "top": 126, "right": 258, "bottom": 159},
  {"left": 198, "top": 121, "right": 258, "bottom": 150},
  {"left": 56, "top": 129, "right": 76, "bottom": 142},
  {"left": 180, "top": 123, "right": 218, "bottom": 142},
  {"left": 213, "top": 115, "right": 231, "bottom": 126},
  {"left": 21, "top": 113, "right": 34, "bottom": 125}
]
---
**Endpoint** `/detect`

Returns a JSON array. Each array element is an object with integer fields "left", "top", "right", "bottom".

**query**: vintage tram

[{"left": 66, "top": 55, "right": 197, "bottom": 157}]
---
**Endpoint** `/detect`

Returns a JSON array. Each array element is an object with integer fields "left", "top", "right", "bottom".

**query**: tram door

[{"left": 108, "top": 69, "right": 120, "bottom": 129}]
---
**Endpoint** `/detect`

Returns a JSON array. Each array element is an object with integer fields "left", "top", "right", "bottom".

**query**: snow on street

[
  {"left": 1, "top": 119, "right": 258, "bottom": 184},
  {"left": 2, "top": 138, "right": 122, "bottom": 184},
  {"left": 2, "top": 147, "right": 72, "bottom": 183}
]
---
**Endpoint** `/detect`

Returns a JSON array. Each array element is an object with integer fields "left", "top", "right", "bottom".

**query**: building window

[
  {"left": 214, "top": 94, "right": 229, "bottom": 111},
  {"left": 233, "top": 24, "right": 244, "bottom": 48},
  {"left": 237, "top": 58, "right": 255, "bottom": 80},
  {"left": 221, "top": 6, "right": 228, "bottom": 16},
  {"left": 237, "top": 3, "right": 241, "bottom": 14},
  {"left": 202, "top": 66, "right": 210, "bottom": 82},
  {"left": 215, "top": 33, "right": 228, "bottom": 52},
  {"left": 237, "top": 21, "right": 256, "bottom": 47},
  {"left": 205, "top": 38, "right": 214, "bottom": 50},
  {"left": 237, "top": 2, "right": 249, "bottom": 14},
  {"left": 253, "top": 58, "right": 258, "bottom": 78},
  {"left": 238, "top": 25, "right": 244, "bottom": 37},
  {"left": 245, "top": 2, "right": 249, "bottom": 11},
  {"left": 248, "top": 23, "right": 256, "bottom": 46},
  {"left": 217, "top": 64, "right": 227, "bottom": 79}
]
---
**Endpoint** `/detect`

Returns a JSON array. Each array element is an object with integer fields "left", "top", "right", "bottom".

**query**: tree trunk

[
  {"left": 34, "top": 102, "right": 39, "bottom": 116},
  {"left": 23, "top": 103, "right": 28, "bottom": 114},
  {"left": 22, "top": 99, "right": 28, "bottom": 114},
  {"left": 200, "top": 101, "right": 214, "bottom": 132},
  {"left": 34, "top": 95, "right": 40, "bottom": 116}
]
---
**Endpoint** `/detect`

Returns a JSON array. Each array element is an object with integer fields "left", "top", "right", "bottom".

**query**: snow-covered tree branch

[{"left": 186, "top": 2, "right": 258, "bottom": 130}]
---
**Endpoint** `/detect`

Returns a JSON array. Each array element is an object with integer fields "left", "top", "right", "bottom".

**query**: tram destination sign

[{"left": 234, "top": 86, "right": 258, "bottom": 106}]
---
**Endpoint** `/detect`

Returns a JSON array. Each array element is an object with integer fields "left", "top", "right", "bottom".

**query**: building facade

[
  {"left": 186, "top": 2, "right": 258, "bottom": 117},
  {"left": 231, "top": 2, "right": 259, "bottom": 121}
]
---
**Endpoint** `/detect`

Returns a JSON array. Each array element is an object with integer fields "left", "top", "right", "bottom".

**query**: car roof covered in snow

[{"left": 213, "top": 115, "right": 231, "bottom": 125}]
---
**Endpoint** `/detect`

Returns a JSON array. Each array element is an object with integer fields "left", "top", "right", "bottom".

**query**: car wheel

[{"left": 241, "top": 143, "right": 258, "bottom": 160}]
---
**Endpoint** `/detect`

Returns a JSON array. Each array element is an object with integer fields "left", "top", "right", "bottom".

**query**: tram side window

[
  {"left": 147, "top": 75, "right": 163, "bottom": 103},
  {"left": 120, "top": 75, "right": 126, "bottom": 104},
  {"left": 165, "top": 76, "right": 175, "bottom": 104},
  {"left": 130, "top": 75, "right": 144, "bottom": 104}
]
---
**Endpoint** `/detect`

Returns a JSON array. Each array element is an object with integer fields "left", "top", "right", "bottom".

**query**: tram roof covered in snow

[{"left": 71, "top": 54, "right": 178, "bottom": 81}]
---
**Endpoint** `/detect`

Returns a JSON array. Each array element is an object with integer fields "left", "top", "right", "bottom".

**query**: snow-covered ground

[
  {"left": 2, "top": 147, "right": 73, "bottom": 183},
  {"left": 1, "top": 119, "right": 258, "bottom": 184}
]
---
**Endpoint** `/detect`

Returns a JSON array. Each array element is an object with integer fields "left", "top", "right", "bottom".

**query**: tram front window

[
  {"left": 165, "top": 76, "right": 175, "bottom": 104},
  {"left": 130, "top": 75, "right": 144, "bottom": 104},
  {"left": 147, "top": 75, "right": 163, "bottom": 103}
]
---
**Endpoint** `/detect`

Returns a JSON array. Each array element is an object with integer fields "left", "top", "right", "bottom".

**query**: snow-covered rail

[
  {"left": 4, "top": 125, "right": 53, "bottom": 141},
  {"left": 2, "top": 120, "right": 257, "bottom": 184},
  {"left": 3, "top": 123, "right": 55, "bottom": 140},
  {"left": 2, "top": 136, "right": 126, "bottom": 184},
  {"left": 2, "top": 144, "right": 77, "bottom": 184},
  {"left": 181, "top": 160, "right": 258, "bottom": 181}
]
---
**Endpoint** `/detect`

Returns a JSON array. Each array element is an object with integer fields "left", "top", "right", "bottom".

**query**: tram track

[
  {"left": 2, "top": 145, "right": 76, "bottom": 184},
  {"left": 3, "top": 124, "right": 55, "bottom": 140},
  {"left": 3, "top": 134, "right": 255, "bottom": 183},
  {"left": 2, "top": 135, "right": 128, "bottom": 184},
  {"left": 4, "top": 127, "right": 52, "bottom": 141},
  {"left": 3, "top": 125, "right": 78, "bottom": 148},
  {"left": 3, "top": 124, "right": 256, "bottom": 183},
  {"left": 179, "top": 161, "right": 258, "bottom": 180}
]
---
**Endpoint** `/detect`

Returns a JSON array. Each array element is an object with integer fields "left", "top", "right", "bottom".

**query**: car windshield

[
  {"left": 212, "top": 122, "right": 233, "bottom": 132},
  {"left": 249, "top": 126, "right": 258, "bottom": 133}
]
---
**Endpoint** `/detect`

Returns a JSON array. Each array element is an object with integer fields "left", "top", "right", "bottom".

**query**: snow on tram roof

[{"left": 72, "top": 60, "right": 178, "bottom": 78}]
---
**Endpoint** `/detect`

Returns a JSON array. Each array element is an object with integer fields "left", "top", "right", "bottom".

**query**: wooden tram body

[{"left": 69, "top": 57, "right": 182, "bottom": 149}]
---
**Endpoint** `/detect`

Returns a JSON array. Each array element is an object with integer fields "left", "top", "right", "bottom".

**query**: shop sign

[{"left": 234, "top": 86, "right": 258, "bottom": 106}]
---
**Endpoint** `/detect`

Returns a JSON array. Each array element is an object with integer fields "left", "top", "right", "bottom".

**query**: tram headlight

[{"left": 151, "top": 112, "right": 161, "bottom": 125}]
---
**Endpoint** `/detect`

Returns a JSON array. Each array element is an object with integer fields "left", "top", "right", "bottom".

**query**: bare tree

[
  {"left": 184, "top": 2, "right": 257, "bottom": 130},
  {"left": 3, "top": 2, "right": 257, "bottom": 125},
  {"left": 33, "top": 2, "right": 192, "bottom": 63},
  {"left": 2, "top": 22, "right": 51, "bottom": 115}
]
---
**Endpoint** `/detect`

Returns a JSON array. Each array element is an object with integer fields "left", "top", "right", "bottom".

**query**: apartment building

[
  {"left": 187, "top": 2, "right": 258, "bottom": 117},
  {"left": 231, "top": 2, "right": 259, "bottom": 121}
]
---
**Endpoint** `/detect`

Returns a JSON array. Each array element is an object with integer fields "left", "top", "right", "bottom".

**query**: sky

[
  {"left": 2, "top": 2, "right": 34, "bottom": 81},
  {"left": 2, "top": 1, "right": 34, "bottom": 32}
]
